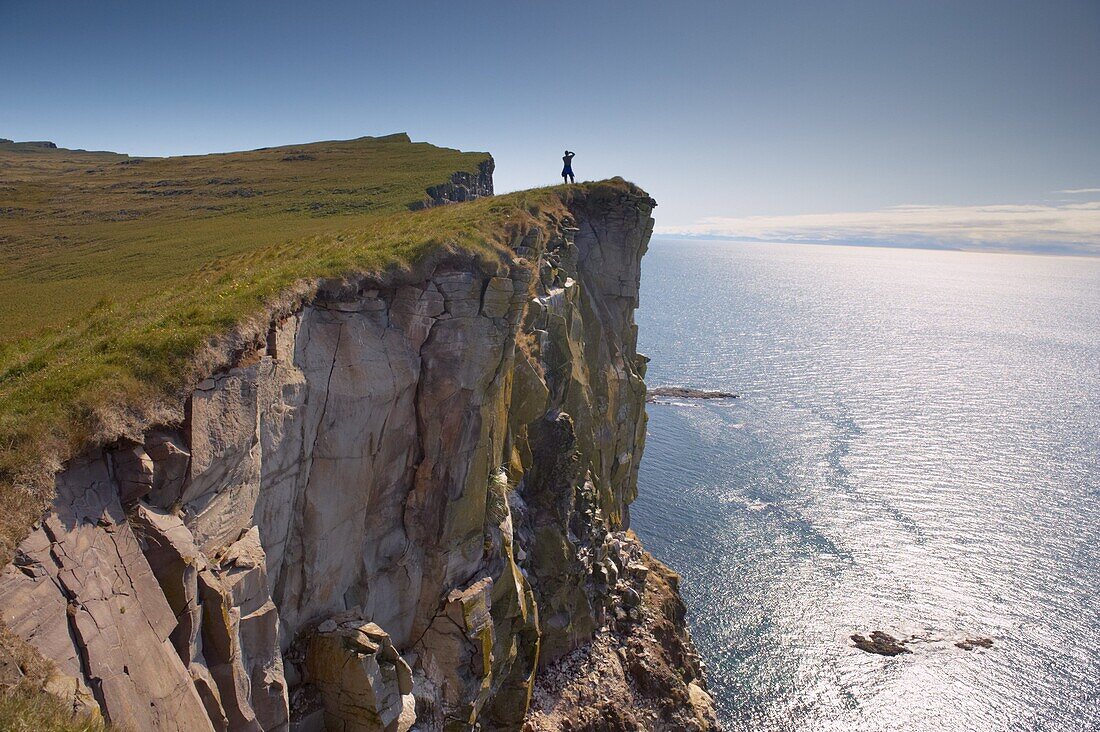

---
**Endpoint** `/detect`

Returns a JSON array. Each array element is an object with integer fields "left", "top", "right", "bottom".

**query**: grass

[
  {"left": 0, "top": 688, "right": 109, "bottom": 732},
  {"left": 0, "top": 624, "right": 111, "bottom": 731},
  {"left": 0, "top": 133, "right": 489, "bottom": 339},
  {"left": 0, "top": 134, "right": 634, "bottom": 569}
]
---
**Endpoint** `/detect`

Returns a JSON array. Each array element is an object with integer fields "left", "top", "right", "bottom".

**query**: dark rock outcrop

[
  {"left": 851, "top": 631, "right": 910, "bottom": 656},
  {"left": 646, "top": 387, "right": 738, "bottom": 402},
  {"left": 412, "top": 158, "right": 495, "bottom": 209},
  {"left": 851, "top": 630, "right": 995, "bottom": 656}
]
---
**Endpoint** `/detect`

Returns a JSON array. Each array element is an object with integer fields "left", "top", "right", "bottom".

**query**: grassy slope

[
  {"left": 0, "top": 134, "right": 597, "bottom": 565},
  {"left": 0, "top": 133, "right": 487, "bottom": 339}
]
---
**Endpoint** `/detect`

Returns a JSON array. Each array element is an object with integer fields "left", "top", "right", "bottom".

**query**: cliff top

[
  {"left": 0, "top": 132, "right": 645, "bottom": 561},
  {"left": 0, "top": 133, "right": 489, "bottom": 340}
]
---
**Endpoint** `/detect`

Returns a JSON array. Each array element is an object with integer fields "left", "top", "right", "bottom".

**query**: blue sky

[{"left": 3, "top": 1, "right": 1099, "bottom": 252}]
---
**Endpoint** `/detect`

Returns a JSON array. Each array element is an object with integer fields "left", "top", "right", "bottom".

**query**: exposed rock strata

[
  {"left": 412, "top": 158, "right": 495, "bottom": 209},
  {"left": 0, "top": 182, "right": 716, "bottom": 730}
]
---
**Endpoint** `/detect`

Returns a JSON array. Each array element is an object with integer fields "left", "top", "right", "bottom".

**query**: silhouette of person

[{"left": 562, "top": 150, "right": 575, "bottom": 184}]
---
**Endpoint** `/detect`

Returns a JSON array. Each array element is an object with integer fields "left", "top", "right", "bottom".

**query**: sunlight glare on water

[{"left": 630, "top": 239, "right": 1100, "bottom": 732}]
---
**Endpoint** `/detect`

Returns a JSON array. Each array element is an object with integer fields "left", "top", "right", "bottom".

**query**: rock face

[
  {"left": 0, "top": 182, "right": 717, "bottom": 730},
  {"left": 412, "top": 158, "right": 495, "bottom": 209},
  {"left": 305, "top": 617, "right": 415, "bottom": 731}
]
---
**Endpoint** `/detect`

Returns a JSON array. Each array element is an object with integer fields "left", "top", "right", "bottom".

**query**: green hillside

[
  {"left": 0, "top": 133, "right": 489, "bottom": 339},
  {"left": 0, "top": 134, "right": 594, "bottom": 562}
]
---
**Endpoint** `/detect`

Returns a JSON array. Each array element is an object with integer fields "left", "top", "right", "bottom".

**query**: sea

[{"left": 630, "top": 239, "right": 1100, "bottom": 732}]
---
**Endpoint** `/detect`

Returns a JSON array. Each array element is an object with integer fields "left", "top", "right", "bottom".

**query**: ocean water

[{"left": 630, "top": 239, "right": 1100, "bottom": 732}]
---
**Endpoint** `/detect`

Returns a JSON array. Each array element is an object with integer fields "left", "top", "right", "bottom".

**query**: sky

[{"left": 3, "top": 0, "right": 1099, "bottom": 253}]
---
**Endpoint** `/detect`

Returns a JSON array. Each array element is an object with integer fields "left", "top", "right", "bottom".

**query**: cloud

[
  {"left": 657, "top": 199, "right": 1100, "bottom": 255},
  {"left": 1057, "top": 188, "right": 1100, "bottom": 194}
]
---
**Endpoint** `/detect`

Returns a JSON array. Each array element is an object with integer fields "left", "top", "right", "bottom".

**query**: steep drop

[{"left": 0, "top": 183, "right": 716, "bottom": 731}]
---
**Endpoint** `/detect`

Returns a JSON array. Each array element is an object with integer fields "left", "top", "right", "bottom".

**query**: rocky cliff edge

[{"left": 0, "top": 181, "right": 716, "bottom": 731}]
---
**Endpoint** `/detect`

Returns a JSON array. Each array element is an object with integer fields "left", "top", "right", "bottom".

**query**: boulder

[
  {"left": 306, "top": 617, "right": 414, "bottom": 732},
  {"left": 850, "top": 631, "right": 911, "bottom": 656}
]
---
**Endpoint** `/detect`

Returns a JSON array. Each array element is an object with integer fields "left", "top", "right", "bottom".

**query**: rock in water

[
  {"left": 851, "top": 631, "right": 911, "bottom": 656},
  {"left": 955, "top": 637, "right": 994, "bottom": 651},
  {"left": 646, "top": 386, "right": 738, "bottom": 402}
]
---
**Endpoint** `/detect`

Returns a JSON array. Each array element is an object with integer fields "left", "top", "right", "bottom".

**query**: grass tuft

[{"left": 0, "top": 687, "right": 109, "bottom": 732}]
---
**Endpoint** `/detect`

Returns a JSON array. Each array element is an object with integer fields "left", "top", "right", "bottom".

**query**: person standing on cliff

[{"left": 562, "top": 150, "right": 575, "bottom": 184}]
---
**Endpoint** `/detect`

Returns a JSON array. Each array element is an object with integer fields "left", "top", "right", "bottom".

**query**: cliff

[{"left": 0, "top": 142, "right": 715, "bottom": 731}]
